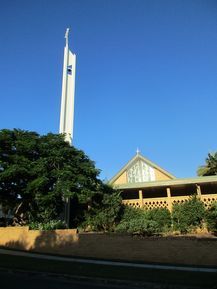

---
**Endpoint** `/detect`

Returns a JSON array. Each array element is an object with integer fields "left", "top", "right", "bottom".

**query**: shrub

[
  {"left": 116, "top": 217, "right": 159, "bottom": 235},
  {"left": 172, "top": 196, "right": 205, "bottom": 233},
  {"left": 205, "top": 201, "right": 217, "bottom": 232},
  {"left": 146, "top": 207, "right": 171, "bottom": 232},
  {"left": 29, "top": 219, "right": 67, "bottom": 230},
  {"left": 81, "top": 191, "right": 122, "bottom": 232},
  {"left": 118, "top": 205, "right": 146, "bottom": 222},
  {"left": 0, "top": 217, "right": 13, "bottom": 227},
  {"left": 115, "top": 206, "right": 171, "bottom": 235}
]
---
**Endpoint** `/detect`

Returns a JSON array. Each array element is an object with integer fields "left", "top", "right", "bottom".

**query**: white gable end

[{"left": 127, "top": 159, "right": 156, "bottom": 183}]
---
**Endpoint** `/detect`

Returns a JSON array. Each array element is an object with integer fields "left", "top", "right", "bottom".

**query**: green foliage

[
  {"left": 29, "top": 220, "right": 67, "bottom": 230},
  {"left": 205, "top": 201, "right": 217, "bottom": 232},
  {"left": 81, "top": 187, "right": 122, "bottom": 232},
  {"left": 146, "top": 207, "right": 171, "bottom": 232},
  {"left": 116, "top": 217, "right": 159, "bottom": 235},
  {"left": 118, "top": 205, "right": 145, "bottom": 222},
  {"left": 197, "top": 152, "right": 217, "bottom": 176},
  {"left": 0, "top": 129, "right": 102, "bottom": 226},
  {"left": 172, "top": 196, "right": 205, "bottom": 233},
  {"left": 115, "top": 206, "right": 171, "bottom": 235}
]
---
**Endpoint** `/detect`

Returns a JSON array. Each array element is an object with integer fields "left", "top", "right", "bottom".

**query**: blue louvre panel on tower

[{"left": 67, "top": 65, "right": 72, "bottom": 75}]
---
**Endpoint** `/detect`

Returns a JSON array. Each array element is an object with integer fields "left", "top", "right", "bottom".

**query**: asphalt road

[
  {"left": 0, "top": 249, "right": 216, "bottom": 289},
  {"left": 0, "top": 270, "right": 156, "bottom": 289}
]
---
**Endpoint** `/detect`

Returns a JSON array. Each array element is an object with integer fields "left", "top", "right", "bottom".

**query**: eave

[{"left": 113, "top": 175, "right": 217, "bottom": 190}]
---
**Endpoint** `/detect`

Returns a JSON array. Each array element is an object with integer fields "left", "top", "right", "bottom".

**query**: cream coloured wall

[
  {"left": 0, "top": 227, "right": 78, "bottom": 250},
  {"left": 113, "top": 171, "right": 127, "bottom": 185},
  {"left": 154, "top": 168, "right": 173, "bottom": 181}
]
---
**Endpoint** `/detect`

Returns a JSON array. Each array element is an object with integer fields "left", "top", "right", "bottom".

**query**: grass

[{"left": 0, "top": 252, "right": 217, "bottom": 288}]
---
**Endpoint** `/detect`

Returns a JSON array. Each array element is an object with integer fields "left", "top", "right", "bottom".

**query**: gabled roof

[{"left": 109, "top": 152, "right": 176, "bottom": 185}]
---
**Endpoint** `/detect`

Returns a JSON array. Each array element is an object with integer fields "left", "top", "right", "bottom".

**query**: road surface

[{"left": 0, "top": 269, "right": 162, "bottom": 289}]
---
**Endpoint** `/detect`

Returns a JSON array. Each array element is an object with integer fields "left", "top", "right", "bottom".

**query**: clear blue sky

[{"left": 1, "top": 0, "right": 217, "bottom": 180}]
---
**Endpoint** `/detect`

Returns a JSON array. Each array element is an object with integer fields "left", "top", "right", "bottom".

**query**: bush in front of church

[
  {"left": 80, "top": 188, "right": 122, "bottom": 232},
  {"left": 172, "top": 196, "right": 205, "bottom": 233},
  {"left": 205, "top": 201, "right": 217, "bottom": 233},
  {"left": 115, "top": 206, "right": 171, "bottom": 236},
  {"left": 146, "top": 207, "right": 171, "bottom": 232}
]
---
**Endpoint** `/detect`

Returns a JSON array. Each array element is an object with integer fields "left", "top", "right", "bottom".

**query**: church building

[
  {"left": 109, "top": 152, "right": 217, "bottom": 211},
  {"left": 57, "top": 30, "right": 217, "bottom": 214}
]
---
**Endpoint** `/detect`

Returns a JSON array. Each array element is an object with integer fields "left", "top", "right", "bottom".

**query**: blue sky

[{"left": 0, "top": 0, "right": 217, "bottom": 180}]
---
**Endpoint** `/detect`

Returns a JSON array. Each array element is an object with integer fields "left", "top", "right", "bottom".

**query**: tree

[
  {"left": 197, "top": 152, "right": 217, "bottom": 176},
  {"left": 81, "top": 185, "right": 122, "bottom": 231},
  {"left": 0, "top": 129, "right": 106, "bottom": 226}
]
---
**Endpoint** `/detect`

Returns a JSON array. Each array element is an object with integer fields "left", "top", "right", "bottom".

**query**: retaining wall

[{"left": 0, "top": 227, "right": 217, "bottom": 266}]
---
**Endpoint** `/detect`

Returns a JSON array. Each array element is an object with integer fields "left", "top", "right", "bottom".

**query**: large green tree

[
  {"left": 197, "top": 152, "right": 217, "bottom": 176},
  {"left": 0, "top": 129, "right": 114, "bottom": 226}
]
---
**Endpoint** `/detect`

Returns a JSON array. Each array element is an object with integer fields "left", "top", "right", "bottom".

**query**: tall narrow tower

[{"left": 59, "top": 28, "right": 76, "bottom": 145}]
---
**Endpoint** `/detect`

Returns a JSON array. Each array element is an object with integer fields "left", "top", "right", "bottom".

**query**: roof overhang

[{"left": 114, "top": 175, "right": 217, "bottom": 190}]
